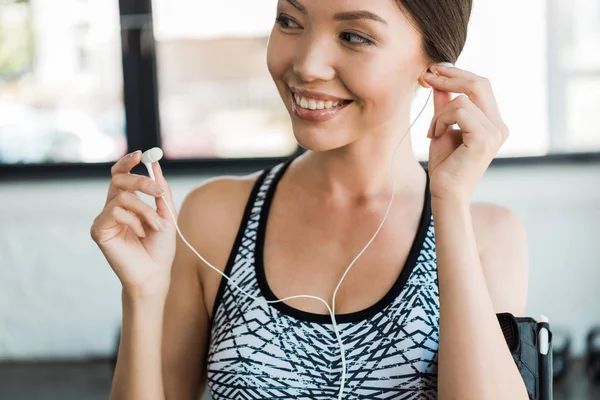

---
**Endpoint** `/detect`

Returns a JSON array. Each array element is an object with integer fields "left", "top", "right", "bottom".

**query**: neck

[{"left": 298, "top": 122, "right": 425, "bottom": 203}]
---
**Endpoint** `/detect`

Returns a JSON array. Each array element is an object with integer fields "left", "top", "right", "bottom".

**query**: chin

[{"left": 291, "top": 124, "right": 354, "bottom": 153}]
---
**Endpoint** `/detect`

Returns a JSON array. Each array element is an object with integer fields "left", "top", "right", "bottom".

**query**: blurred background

[{"left": 0, "top": 0, "right": 599, "bottom": 399}]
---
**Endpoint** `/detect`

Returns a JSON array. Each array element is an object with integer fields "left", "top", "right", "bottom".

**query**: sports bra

[{"left": 207, "top": 159, "right": 440, "bottom": 399}]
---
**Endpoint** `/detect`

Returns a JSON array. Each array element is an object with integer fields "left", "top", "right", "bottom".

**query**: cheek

[
  {"left": 345, "top": 57, "right": 404, "bottom": 110},
  {"left": 266, "top": 32, "right": 290, "bottom": 84}
]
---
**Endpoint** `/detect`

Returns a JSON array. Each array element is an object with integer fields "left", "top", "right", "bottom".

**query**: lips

[
  {"left": 293, "top": 93, "right": 352, "bottom": 111},
  {"left": 289, "top": 87, "right": 353, "bottom": 123},
  {"left": 290, "top": 92, "right": 352, "bottom": 122}
]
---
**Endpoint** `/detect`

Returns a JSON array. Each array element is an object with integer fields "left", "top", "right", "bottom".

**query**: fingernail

[
  {"left": 150, "top": 182, "right": 164, "bottom": 195},
  {"left": 437, "top": 62, "right": 454, "bottom": 68},
  {"left": 425, "top": 72, "right": 437, "bottom": 80},
  {"left": 128, "top": 150, "right": 141, "bottom": 158},
  {"left": 154, "top": 219, "right": 164, "bottom": 231}
]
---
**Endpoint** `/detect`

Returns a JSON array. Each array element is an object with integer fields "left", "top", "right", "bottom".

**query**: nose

[{"left": 292, "top": 35, "right": 336, "bottom": 83}]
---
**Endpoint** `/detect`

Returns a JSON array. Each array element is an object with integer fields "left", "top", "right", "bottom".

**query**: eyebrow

[
  {"left": 286, "top": 0, "right": 307, "bottom": 14},
  {"left": 333, "top": 11, "right": 388, "bottom": 25},
  {"left": 285, "top": 0, "right": 388, "bottom": 25}
]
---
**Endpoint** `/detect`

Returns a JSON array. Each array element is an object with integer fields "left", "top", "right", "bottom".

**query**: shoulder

[
  {"left": 470, "top": 203, "right": 528, "bottom": 255},
  {"left": 161, "top": 172, "right": 263, "bottom": 397},
  {"left": 470, "top": 203, "right": 529, "bottom": 315},
  {"left": 177, "top": 170, "right": 264, "bottom": 279},
  {"left": 180, "top": 172, "right": 262, "bottom": 220}
]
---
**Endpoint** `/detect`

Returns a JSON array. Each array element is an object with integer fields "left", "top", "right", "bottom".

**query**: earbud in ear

[
  {"left": 141, "top": 147, "right": 164, "bottom": 181},
  {"left": 436, "top": 62, "right": 455, "bottom": 69},
  {"left": 426, "top": 61, "right": 455, "bottom": 74},
  {"left": 419, "top": 61, "right": 456, "bottom": 88}
]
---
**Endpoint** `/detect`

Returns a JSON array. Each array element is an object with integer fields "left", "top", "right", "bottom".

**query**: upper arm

[
  {"left": 472, "top": 203, "right": 529, "bottom": 316},
  {"left": 161, "top": 175, "right": 259, "bottom": 400},
  {"left": 161, "top": 188, "right": 211, "bottom": 400}
]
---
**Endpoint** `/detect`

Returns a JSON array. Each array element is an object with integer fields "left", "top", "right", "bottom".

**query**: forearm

[
  {"left": 433, "top": 198, "right": 527, "bottom": 400},
  {"left": 110, "top": 292, "right": 166, "bottom": 400}
]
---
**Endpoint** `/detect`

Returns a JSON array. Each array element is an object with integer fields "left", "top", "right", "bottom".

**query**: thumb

[
  {"left": 433, "top": 87, "right": 452, "bottom": 113},
  {"left": 428, "top": 88, "right": 453, "bottom": 139},
  {"left": 152, "top": 161, "right": 178, "bottom": 223}
]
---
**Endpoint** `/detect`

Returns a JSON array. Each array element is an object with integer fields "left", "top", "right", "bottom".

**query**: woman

[{"left": 91, "top": 0, "right": 530, "bottom": 398}]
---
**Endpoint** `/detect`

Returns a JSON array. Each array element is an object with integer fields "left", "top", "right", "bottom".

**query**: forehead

[{"left": 277, "top": 0, "right": 406, "bottom": 21}]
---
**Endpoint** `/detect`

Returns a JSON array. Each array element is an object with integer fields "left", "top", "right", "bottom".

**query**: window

[
  {"left": 152, "top": 0, "right": 600, "bottom": 162},
  {"left": 151, "top": 0, "right": 297, "bottom": 160},
  {"left": 411, "top": 0, "right": 600, "bottom": 160},
  {"left": 0, "top": 0, "right": 126, "bottom": 164},
  {"left": 553, "top": 0, "right": 600, "bottom": 152},
  {"left": 0, "top": 0, "right": 598, "bottom": 176}
]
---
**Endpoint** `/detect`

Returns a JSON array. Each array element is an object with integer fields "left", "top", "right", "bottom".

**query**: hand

[
  {"left": 90, "top": 151, "right": 178, "bottom": 299},
  {"left": 424, "top": 64, "right": 509, "bottom": 203}
]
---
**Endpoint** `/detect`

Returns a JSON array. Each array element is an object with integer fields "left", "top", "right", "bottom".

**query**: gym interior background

[{"left": 0, "top": 0, "right": 599, "bottom": 399}]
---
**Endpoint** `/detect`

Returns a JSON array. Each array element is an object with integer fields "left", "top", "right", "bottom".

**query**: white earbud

[
  {"left": 141, "top": 147, "right": 164, "bottom": 181},
  {"left": 420, "top": 61, "right": 455, "bottom": 89}
]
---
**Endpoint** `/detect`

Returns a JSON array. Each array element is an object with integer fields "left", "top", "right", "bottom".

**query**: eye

[
  {"left": 275, "top": 14, "right": 301, "bottom": 29},
  {"left": 340, "top": 31, "right": 374, "bottom": 47}
]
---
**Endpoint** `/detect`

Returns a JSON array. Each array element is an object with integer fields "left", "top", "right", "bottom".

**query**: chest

[
  {"left": 207, "top": 301, "right": 440, "bottom": 399},
  {"left": 207, "top": 218, "right": 441, "bottom": 399},
  {"left": 261, "top": 193, "right": 425, "bottom": 316}
]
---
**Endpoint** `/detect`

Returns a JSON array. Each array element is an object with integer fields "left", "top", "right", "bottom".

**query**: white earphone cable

[{"left": 158, "top": 88, "right": 433, "bottom": 399}]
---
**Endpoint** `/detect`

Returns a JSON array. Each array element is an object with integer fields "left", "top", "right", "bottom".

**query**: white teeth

[{"left": 294, "top": 93, "right": 347, "bottom": 110}]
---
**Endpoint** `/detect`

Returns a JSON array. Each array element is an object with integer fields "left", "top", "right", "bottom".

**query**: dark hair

[{"left": 396, "top": 0, "right": 473, "bottom": 64}]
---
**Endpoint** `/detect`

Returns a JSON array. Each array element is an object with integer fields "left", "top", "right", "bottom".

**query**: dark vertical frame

[{"left": 119, "top": 0, "right": 161, "bottom": 153}]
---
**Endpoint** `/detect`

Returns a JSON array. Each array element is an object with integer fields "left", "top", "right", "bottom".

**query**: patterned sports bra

[{"left": 207, "top": 159, "right": 440, "bottom": 399}]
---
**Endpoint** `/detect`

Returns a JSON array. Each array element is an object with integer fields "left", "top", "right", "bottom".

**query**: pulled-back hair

[{"left": 397, "top": 0, "right": 473, "bottom": 64}]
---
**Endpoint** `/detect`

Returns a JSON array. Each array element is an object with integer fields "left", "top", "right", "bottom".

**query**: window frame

[{"left": 0, "top": 0, "right": 599, "bottom": 182}]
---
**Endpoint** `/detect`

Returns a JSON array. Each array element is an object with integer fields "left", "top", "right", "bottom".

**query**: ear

[{"left": 417, "top": 65, "right": 436, "bottom": 89}]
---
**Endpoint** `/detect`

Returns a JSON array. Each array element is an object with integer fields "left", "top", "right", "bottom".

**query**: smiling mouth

[{"left": 292, "top": 93, "right": 353, "bottom": 111}]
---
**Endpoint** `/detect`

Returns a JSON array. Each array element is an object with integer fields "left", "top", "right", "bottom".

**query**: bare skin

[
  {"left": 92, "top": 153, "right": 527, "bottom": 400},
  {"left": 91, "top": 0, "right": 529, "bottom": 399},
  {"left": 162, "top": 159, "right": 527, "bottom": 399}
]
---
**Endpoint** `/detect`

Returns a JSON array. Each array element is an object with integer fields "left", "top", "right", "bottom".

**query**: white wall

[{"left": 0, "top": 161, "right": 599, "bottom": 360}]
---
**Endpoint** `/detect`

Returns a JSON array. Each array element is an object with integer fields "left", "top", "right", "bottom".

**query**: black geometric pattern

[{"left": 207, "top": 164, "right": 440, "bottom": 399}]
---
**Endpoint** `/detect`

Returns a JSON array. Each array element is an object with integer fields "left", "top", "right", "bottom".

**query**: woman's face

[{"left": 267, "top": 0, "right": 429, "bottom": 152}]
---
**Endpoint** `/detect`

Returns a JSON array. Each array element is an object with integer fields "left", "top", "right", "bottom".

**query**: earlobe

[{"left": 418, "top": 69, "right": 433, "bottom": 89}]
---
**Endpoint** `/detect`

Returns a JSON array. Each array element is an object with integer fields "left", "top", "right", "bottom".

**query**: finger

[
  {"left": 111, "top": 150, "right": 142, "bottom": 176},
  {"left": 433, "top": 107, "right": 485, "bottom": 139},
  {"left": 97, "top": 206, "right": 146, "bottom": 238},
  {"left": 442, "top": 128, "right": 464, "bottom": 148},
  {"left": 424, "top": 72, "right": 502, "bottom": 124},
  {"left": 152, "top": 161, "right": 178, "bottom": 222},
  {"left": 431, "top": 63, "right": 482, "bottom": 81},
  {"left": 108, "top": 191, "right": 164, "bottom": 232},
  {"left": 111, "top": 173, "right": 165, "bottom": 199},
  {"left": 433, "top": 87, "right": 452, "bottom": 114},
  {"left": 106, "top": 150, "right": 142, "bottom": 205},
  {"left": 427, "top": 89, "right": 453, "bottom": 138},
  {"left": 432, "top": 95, "right": 497, "bottom": 136}
]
